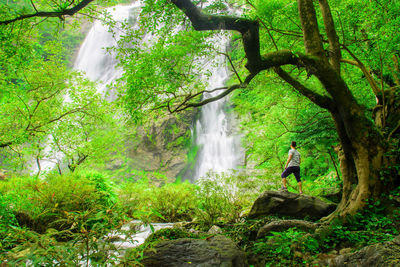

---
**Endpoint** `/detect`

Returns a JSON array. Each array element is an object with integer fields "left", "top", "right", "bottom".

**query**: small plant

[{"left": 252, "top": 228, "right": 306, "bottom": 266}]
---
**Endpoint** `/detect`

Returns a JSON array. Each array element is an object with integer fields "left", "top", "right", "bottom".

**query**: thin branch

[
  {"left": 30, "top": 0, "right": 39, "bottom": 12},
  {"left": 211, "top": 48, "right": 242, "bottom": 83},
  {"left": 172, "top": 74, "right": 256, "bottom": 112},
  {"left": 340, "top": 46, "right": 380, "bottom": 96},
  {"left": 274, "top": 67, "right": 334, "bottom": 110},
  {"left": 0, "top": 0, "right": 94, "bottom": 25},
  {"left": 387, "top": 121, "right": 400, "bottom": 141}
]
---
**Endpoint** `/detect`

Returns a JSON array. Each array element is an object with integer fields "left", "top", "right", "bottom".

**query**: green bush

[
  {"left": 0, "top": 194, "right": 21, "bottom": 253},
  {"left": 0, "top": 172, "right": 127, "bottom": 265},
  {"left": 252, "top": 228, "right": 307, "bottom": 266},
  {"left": 0, "top": 172, "right": 116, "bottom": 234},
  {"left": 149, "top": 182, "right": 197, "bottom": 222},
  {"left": 195, "top": 174, "right": 246, "bottom": 226},
  {"left": 76, "top": 170, "right": 117, "bottom": 207},
  {"left": 118, "top": 179, "right": 197, "bottom": 222}
]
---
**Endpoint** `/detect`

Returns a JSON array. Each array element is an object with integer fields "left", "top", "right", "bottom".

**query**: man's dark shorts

[{"left": 281, "top": 166, "right": 301, "bottom": 182}]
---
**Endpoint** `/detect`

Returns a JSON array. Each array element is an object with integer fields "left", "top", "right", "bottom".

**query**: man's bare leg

[
  {"left": 298, "top": 181, "right": 303, "bottom": 194},
  {"left": 282, "top": 178, "right": 288, "bottom": 190}
]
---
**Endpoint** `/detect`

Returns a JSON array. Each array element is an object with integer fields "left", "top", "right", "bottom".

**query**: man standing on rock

[{"left": 281, "top": 141, "right": 303, "bottom": 194}]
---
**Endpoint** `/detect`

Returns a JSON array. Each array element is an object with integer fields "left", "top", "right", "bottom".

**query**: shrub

[
  {"left": 76, "top": 170, "right": 117, "bottom": 207},
  {"left": 118, "top": 179, "right": 197, "bottom": 222},
  {"left": 194, "top": 173, "right": 249, "bottom": 226},
  {"left": 0, "top": 172, "right": 116, "bottom": 234},
  {"left": 149, "top": 182, "right": 197, "bottom": 222}
]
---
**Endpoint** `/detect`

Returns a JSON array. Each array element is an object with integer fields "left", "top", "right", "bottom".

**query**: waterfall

[
  {"left": 190, "top": 35, "right": 244, "bottom": 181},
  {"left": 74, "top": 3, "right": 140, "bottom": 97},
  {"left": 32, "top": 2, "right": 243, "bottom": 178},
  {"left": 31, "top": 3, "right": 139, "bottom": 174},
  {"left": 74, "top": 3, "right": 244, "bottom": 180},
  {"left": 74, "top": 2, "right": 244, "bottom": 180}
]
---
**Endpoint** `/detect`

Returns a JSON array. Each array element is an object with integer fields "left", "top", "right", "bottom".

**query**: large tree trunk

[{"left": 326, "top": 94, "right": 399, "bottom": 220}]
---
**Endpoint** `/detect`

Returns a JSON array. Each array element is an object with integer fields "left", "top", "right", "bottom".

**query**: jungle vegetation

[{"left": 0, "top": 0, "right": 399, "bottom": 265}]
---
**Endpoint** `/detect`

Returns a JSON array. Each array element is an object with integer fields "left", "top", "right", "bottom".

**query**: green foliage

[
  {"left": 0, "top": 171, "right": 130, "bottom": 265},
  {"left": 0, "top": 172, "right": 117, "bottom": 235},
  {"left": 195, "top": 173, "right": 249, "bottom": 226},
  {"left": 75, "top": 170, "right": 117, "bottom": 207},
  {"left": 118, "top": 178, "right": 198, "bottom": 222},
  {"left": 148, "top": 182, "right": 197, "bottom": 222},
  {"left": 145, "top": 227, "right": 199, "bottom": 244},
  {"left": 253, "top": 228, "right": 305, "bottom": 260},
  {"left": 0, "top": 194, "right": 20, "bottom": 253}
]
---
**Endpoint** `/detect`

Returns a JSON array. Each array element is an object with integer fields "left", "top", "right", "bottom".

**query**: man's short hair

[{"left": 291, "top": 141, "right": 297, "bottom": 147}]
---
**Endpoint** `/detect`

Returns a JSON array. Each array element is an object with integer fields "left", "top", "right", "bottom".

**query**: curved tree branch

[
  {"left": 172, "top": 73, "right": 256, "bottom": 112},
  {"left": 169, "top": 0, "right": 339, "bottom": 111},
  {"left": 171, "top": 0, "right": 262, "bottom": 72},
  {"left": 340, "top": 45, "right": 380, "bottom": 97},
  {"left": 274, "top": 67, "right": 334, "bottom": 111},
  {"left": 0, "top": 0, "right": 94, "bottom": 25}
]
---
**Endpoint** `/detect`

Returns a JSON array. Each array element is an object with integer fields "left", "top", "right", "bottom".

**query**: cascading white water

[
  {"left": 74, "top": 3, "right": 140, "bottom": 96},
  {"left": 74, "top": 2, "right": 244, "bottom": 181},
  {"left": 31, "top": 3, "right": 139, "bottom": 174},
  {"left": 191, "top": 35, "right": 244, "bottom": 180},
  {"left": 34, "top": 2, "right": 243, "bottom": 180}
]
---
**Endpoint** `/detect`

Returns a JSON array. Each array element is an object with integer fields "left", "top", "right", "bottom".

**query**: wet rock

[
  {"left": 248, "top": 190, "right": 336, "bottom": 220},
  {"left": 320, "top": 235, "right": 400, "bottom": 266},
  {"left": 142, "top": 235, "right": 247, "bottom": 267},
  {"left": 339, "top": 248, "right": 352, "bottom": 255}
]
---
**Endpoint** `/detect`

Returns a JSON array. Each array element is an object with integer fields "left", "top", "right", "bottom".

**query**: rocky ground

[{"left": 136, "top": 190, "right": 400, "bottom": 267}]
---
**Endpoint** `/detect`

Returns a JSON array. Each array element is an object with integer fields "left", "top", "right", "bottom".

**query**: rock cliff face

[{"left": 124, "top": 109, "right": 198, "bottom": 180}]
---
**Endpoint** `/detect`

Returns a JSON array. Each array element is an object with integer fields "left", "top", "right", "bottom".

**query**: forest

[{"left": 0, "top": 0, "right": 399, "bottom": 266}]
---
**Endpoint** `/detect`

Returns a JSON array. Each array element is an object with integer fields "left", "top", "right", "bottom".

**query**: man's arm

[{"left": 285, "top": 154, "right": 293, "bottom": 169}]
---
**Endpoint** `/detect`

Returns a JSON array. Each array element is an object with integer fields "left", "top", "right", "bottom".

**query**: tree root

[{"left": 256, "top": 219, "right": 318, "bottom": 239}]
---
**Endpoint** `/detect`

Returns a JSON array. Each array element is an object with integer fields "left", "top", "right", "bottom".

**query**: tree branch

[
  {"left": 171, "top": 0, "right": 262, "bottom": 73},
  {"left": 0, "top": 141, "right": 13, "bottom": 148},
  {"left": 340, "top": 49, "right": 380, "bottom": 96},
  {"left": 172, "top": 74, "right": 256, "bottom": 112},
  {"left": 274, "top": 67, "right": 334, "bottom": 110},
  {"left": 0, "top": 0, "right": 94, "bottom": 25},
  {"left": 297, "top": 0, "right": 325, "bottom": 58},
  {"left": 318, "top": 0, "right": 341, "bottom": 73}
]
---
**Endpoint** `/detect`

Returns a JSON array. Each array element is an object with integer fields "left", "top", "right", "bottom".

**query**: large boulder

[
  {"left": 248, "top": 190, "right": 336, "bottom": 220},
  {"left": 321, "top": 235, "right": 400, "bottom": 266},
  {"left": 141, "top": 235, "right": 247, "bottom": 267}
]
